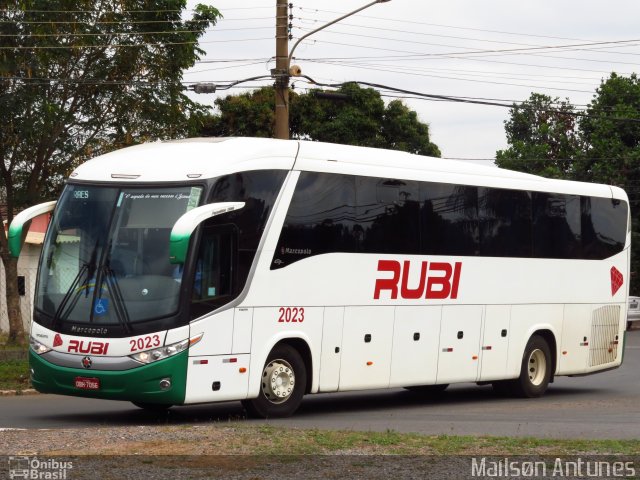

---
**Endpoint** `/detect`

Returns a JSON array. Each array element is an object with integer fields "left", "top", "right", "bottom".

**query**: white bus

[{"left": 14, "top": 137, "right": 629, "bottom": 418}]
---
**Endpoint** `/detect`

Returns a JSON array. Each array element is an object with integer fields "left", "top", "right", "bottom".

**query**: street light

[
  {"left": 274, "top": 0, "right": 391, "bottom": 139},
  {"left": 288, "top": 0, "right": 391, "bottom": 69}
]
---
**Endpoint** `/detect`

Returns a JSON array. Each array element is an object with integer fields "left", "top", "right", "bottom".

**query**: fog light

[{"left": 159, "top": 378, "right": 171, "bottom": 390}]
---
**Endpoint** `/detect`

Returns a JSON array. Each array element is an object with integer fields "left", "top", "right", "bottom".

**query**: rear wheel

[
  {"left": 242, "top": 344, "right": 306, "bottom": 419},
  {"left": 510, "top": 334, "right": 552, "bottom": 398}
]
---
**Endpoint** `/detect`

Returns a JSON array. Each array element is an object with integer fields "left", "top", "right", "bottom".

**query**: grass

[
  {"left": 0, "top": 333, "right": 30, "bottom": 391},
  {"left": 36, "top": 424, "right": 640, "bottom": 457},
  {"left": 0, "top": 358, "right": 30, "bottom": 391},
  {"left": 236, "top": 426, "right": 640, "bottom": 456}
]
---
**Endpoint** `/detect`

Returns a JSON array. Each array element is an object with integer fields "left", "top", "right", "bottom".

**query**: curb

[{"left": 0, "top": 389, "right": 38, "bottom": 396}]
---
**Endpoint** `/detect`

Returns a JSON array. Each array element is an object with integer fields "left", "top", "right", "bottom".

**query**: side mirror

[
  {"left": 8, "top": 201, "right": 57, "bottom": 258},
  {"left": 169, "top": 202, "right": 245, "bottom": 264}
]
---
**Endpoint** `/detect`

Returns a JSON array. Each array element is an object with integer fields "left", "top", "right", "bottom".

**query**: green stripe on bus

[{"left": 29, "top": 349, "right": 188, "bottom": 405}]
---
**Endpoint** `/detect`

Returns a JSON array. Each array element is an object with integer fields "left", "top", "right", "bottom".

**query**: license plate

[{"left": 74, "top": 377, "right": 100, "bottom": 390}]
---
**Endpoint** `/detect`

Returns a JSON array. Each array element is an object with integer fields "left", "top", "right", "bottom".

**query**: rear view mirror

[
  {"left": 169, "top": 202, "right": 245, "bottom": 264},
  {"left": 8, "top": 201, "right": 57, "bottom": 257}
]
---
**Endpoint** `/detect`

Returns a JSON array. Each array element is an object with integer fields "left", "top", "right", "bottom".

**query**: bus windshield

[{"left": 35, "top": 184, "right": 203, "bottom": 329}]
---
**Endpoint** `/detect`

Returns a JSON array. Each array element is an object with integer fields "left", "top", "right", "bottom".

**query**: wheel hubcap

[
  {"left": 261, "top": 359, "right": 295, "bottom": 404},
  {"left": 528, "top": 348, "right": 547, "bottom": 386}
]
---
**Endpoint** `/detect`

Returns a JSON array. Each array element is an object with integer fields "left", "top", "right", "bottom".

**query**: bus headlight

[
  {"left": 29, "top": 336, "right": 52, "bottom": 355},
  {"left": 129, "top": 333, "right": 203, "bottom": 364}
]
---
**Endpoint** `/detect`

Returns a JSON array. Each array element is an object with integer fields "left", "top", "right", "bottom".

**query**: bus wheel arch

[
  {"left": 242, "top": 339, "right": 311, "bottom": 418},
  {"left": 277, "top": 338, "right": 313, "bottom": 394},
  {"left": 512, "top": 333, "right": 554, "bottom": 398},
  {"left": 533, "top": 329, "right": 557, "bottom": 383},
  {"left": 493, "top": 329, "right": 557, "bottom": 398}
]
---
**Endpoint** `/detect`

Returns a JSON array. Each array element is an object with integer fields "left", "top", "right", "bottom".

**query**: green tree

[
  {"left": 578, "top": 74, "right": 640, "bottom": 291},
  {"left": 497, "top": 75, "right": 640, "bottom": 294},
  {"left": 578, "top": 73, "right": 640, "bottom": 184},
  {"left": 201, "top": 84, "right": 441, "bottom": 157},
  {"left": 495, "top": 93, "right": 580, "bottom": 178},
  {"left": 199, "top": 87, "right": 275, "bottom": 138},
  {"left": 0, "top": 0, "right": 221, "bottom": 344}
]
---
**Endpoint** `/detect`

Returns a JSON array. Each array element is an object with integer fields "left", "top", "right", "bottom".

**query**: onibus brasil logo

[{"left": 8, "top": 456, "right": 73, "bottom": 479}]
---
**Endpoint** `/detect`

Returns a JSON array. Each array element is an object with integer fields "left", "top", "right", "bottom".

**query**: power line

[
  {"left": 0, "top": 8, "right": 184, "bottom": 13},
  {"left": 0, "top": 16, "right": 273, "bottom": 25},
  {"left": 0, "top": 37, "right": 273, "bottom": 49},
  {"left": 185, "top": 61, "right": 268, "bottom": 74},
  {"left": 0, "top": 29, "right": 203, "bottom": 37},
  {"left": 0, "top": 6, "right": 270, "bottom": 13},
  {"left": 309, "top": 59, "right": 602, "bottom": 89},
  {"left": 302, "top": 59, "right": 595, "bottom": 94},
  {"left": 0, "top": 26, "right": 274, "bottom": 38},
  {"left": 2, "top": 74, "right": 273, "bottom": 90},
  {"left": 294, "top": 22, "right": 640, "bottom": 59},
  {"left": 195, "top": 57, "right": 272, "bottom": 64},
  {"left": 297, "top": 76, "right": 640, "bottom": 124},
  {"left": 295, "top": 7, "right": 595, "bottom": 43},
  {"left": 292, "top": 30, "right": 640, "bottom": 63}
]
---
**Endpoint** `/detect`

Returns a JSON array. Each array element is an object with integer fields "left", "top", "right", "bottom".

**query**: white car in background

[{"left": 628, "top": 296, "right": 640, "bottom": 330}]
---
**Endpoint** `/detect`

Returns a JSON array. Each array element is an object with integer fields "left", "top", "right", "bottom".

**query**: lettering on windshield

[
  {"left": 123, "top": 192, "right": 192, "bottom": 200},
  {"left": 73, "top": 190, "right": 89, "bottom": 199}
]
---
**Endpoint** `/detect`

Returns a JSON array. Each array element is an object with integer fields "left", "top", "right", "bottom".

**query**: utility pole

[
  {"left": 273, "top": 0, "right": 391, "bottom": 140},
  {"left": 274, "top": 0, "right": 289, "bottom": 139}
]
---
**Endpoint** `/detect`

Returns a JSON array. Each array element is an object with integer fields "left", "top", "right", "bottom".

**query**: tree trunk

[{"left": 0, "top": 253, "right": 26, "bottom": 345}]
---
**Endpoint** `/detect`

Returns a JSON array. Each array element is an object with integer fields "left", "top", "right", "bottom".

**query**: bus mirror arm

[
  {"left": 8, "top": 201, "right": 57, "bottom": 258},
  {"left": 169, "top": 202, "right": 245, "bottom": 264}
]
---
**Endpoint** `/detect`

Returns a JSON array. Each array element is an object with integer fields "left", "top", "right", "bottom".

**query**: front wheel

[
  {"left": 510, "top": 334, "right": 552, "bottom": 398},
  {"left": 242, "top": 344, "right": 307, "bottom": 418}
]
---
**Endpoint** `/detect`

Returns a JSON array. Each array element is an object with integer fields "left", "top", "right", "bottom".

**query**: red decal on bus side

[
  {"left": 611, "top": 266, "right": 623, "bottom": 296},
  {"left": 374, "top": 260, "right": 401, "bottom": 299},
  {"left": 374, "top": 260, "right": 462, "bottom": 300},
  {"left": 425, "top": 262, "right": 453, "bottom": 299},
  {"left": 400, "top": 261, "right": 428, "bottom": 299},
  {"left": 451, "top": 262, "right": 462, "bottom": 299}
]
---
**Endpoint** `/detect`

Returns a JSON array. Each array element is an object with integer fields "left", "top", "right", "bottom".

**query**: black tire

[
  {"left": 509, "top": 334, "right": 552, "bottom": 398},
  {"left": 131, "top": 402, "right": 172, "bottom": 411},
  {"left": 242, "top": 344, "right": 307, "bottom": 419},
  {"left": 404, "top": 384, "right": 449, "bottom": 395}
]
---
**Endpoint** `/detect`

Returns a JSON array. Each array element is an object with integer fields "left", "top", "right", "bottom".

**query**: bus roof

[{"left": 70, "top": 137, "right": 625, "bottom": 200}]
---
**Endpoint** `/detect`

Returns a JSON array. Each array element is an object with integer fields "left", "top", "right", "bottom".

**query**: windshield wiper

[
  {"left": 51, "top": 262, "right": 91, "bottom": 330},
  {"left": 51, "top": 239, "right": 99, "bottom": 329},
  {"left": 101, "top": 265, "right": 133, "bottom": 334}
]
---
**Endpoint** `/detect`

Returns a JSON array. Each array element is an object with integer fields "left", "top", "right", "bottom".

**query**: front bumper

[{"left": 29, "top": 349, "right": 188, "bottom": 405}]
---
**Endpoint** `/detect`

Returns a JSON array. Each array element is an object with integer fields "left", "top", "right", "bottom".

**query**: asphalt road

[{"left": 1, "top": 331, "right": 639, "bottom": 439}]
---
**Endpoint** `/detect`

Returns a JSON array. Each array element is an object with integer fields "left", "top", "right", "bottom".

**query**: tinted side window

[
  {"left": 533, "top": 193, "right": 581, "bottom": 258},
  {"left": 420, "top": 183, "right": 479, "bottom": 256},
  {"left": 355, "top": 177, "right": 420, "bottom": 254},
  {"left": 582, "top": 197, "right": 628, "bottom": 259},
  {"left": 273, "top": 172, "right": 356, "bottom": 269},
  {"left": 479, "top": 188, "right": 532, "bottom": 257},
  {"left": 190, "top": 224, "right": 238, "bottom": 319},
  {"left": 190, "top": 170, "right": 285, "bottom": 316}
]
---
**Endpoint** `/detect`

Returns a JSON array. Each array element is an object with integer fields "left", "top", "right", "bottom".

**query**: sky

[{"left": 183, "top": 0, "right": 640, "bottom": 165}]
